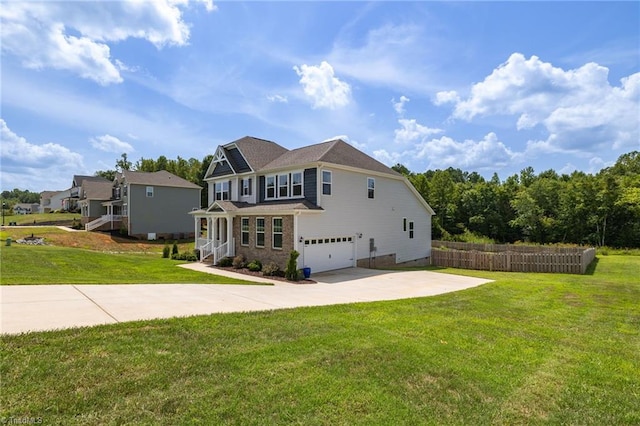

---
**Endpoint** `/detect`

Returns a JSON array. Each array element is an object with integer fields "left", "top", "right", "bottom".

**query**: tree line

[
  {"left": 393, "top": 151, "right": 640, "bottom": 248},
  {"left": 4, "top": 150, "right": 638, "bottom": 248},
  {"left": 95, "top": 153, "right": 213, "bottom": 208}
]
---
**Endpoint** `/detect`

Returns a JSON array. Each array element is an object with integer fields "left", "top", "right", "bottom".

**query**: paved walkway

[{"left": 1, "top": 266, "right": 492, "bottom": 334}]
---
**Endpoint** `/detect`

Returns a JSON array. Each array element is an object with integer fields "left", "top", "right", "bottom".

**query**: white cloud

[
  {"left": 373, "top": 149, "right": 406, "bottom": 167},
  {"left": 0, "top": 119, "right": 84, "bottom": 191},
  {"left": 375, "top": 131, "right": 517, "bottom": 171},
  {"left": 392, "top": 96, "right": 410, "bottom": 115},
  {"left": 90, "top": 134, "right": 134, "bottom": 153},
  {"left": 0, "top": 1, "right": 214, "bottom": 85},
  {"left": 293, "top": 61, "right": 352, "bottom": 109},
  {"left": 434, "top": 90, "right": 459, "bottom": 106},
  {"left": 394, "top": 118, "right": 443, "bottom": 144},
  {"left": 267, "top": 94, "right": 288, "bottom": 103},
  {"left": 415, "top": 132, "right": 516, "bottom": 170},
  {"left": 328, "top": 23, "right": 441, "bottom": 94},
  {"left": 447, "top": 53, "right": 640, "bottom": 154}
]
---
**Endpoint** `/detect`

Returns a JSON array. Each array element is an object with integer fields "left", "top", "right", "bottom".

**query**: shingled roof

[
  {"left": 205, "top": 199, "right": 323, "bottom": 214},
  {"left": 81, "top": 180, "right": 113, "bottom": 200},
  {"left": 261, "top": 139, "right": 401, "bottom": 176},
  {"left": 230, "top": 136, "right": 289, "bottom": 172},
  {"left": 119, "top": 170, "right": 201, "bottom": 189},
  {"left": 209, "top": 137, "right": 400, "bottom": 177}
]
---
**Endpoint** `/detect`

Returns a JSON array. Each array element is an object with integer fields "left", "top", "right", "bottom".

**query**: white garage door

[{"left": 302, "top": 236, "right": 355, "bottom": 273}]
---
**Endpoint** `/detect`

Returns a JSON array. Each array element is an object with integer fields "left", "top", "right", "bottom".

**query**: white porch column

[
  {"left": 194, "top": 216, "right": 199, "bottom": 247},
  {"left": 226, "top": 215, "right": 233, "bottom": 256},
  {"left": 211, "top": 217, "right": 216, "bottom": 246}
]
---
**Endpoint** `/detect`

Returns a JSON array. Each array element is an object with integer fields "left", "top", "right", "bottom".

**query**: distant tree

[
  {"left": 116, "top": 153, "right": 132, "bottom": 172},
  {"left": 94, "top": 170, "right": 116, "bottom": 181},
  {"left": 392, "top": 163, "right": 412, "bottom": 177}
]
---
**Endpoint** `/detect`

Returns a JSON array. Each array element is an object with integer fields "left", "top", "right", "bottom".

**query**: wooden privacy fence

[{"left": 431, "top": 241, "right": 596, "bottom": 274}]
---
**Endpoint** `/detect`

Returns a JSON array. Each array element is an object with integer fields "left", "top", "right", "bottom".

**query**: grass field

[
  {"left": 0, "top": 227, "right": 256, "bottom": 285},
  {"left": 1, "top": 255, "right": 638, "bottom": 424},
  {"left": 1, "top": 212, "right": 81, "bottom": 226}
]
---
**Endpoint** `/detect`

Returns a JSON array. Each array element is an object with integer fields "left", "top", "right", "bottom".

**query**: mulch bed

[{"left": 212, "top": 266, "right": 317, "bottom": 284}]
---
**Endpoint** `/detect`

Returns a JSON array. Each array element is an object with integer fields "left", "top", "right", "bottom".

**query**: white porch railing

[
  {"left": 85, "top": 215, "right": 122, "bottom": 231},
  {"left": 199, "top": 240, "right": 215, "bottom": 261},
  {"left": 200, "top": 238, "right": 235, "bottom": 264}
]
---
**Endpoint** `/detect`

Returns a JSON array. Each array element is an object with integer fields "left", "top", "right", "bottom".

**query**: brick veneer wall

[{"left": 232, "top": 214, "right": 294, "bottom": 269}]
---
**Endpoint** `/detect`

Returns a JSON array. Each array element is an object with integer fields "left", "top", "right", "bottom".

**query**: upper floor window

[
  {"left": 265, "top": 171, "right": 304, "bottom": 200},
  {"left": 291, "top": 172, "right": 302, "bottom": 197},
  {"left": 266, "top": 176, "right": 276, "bottom": 199},
  {"left": 215, "top": 181, "right": 230, "bottom": 201},
  {"left": 367, "top": 178, "right": 375, "bottom": 199},
  {"left": 146, "top": 186, "right": 154, "bottom": 198},
  {"left": 241, "top": 178, "right": 252, "bottom": 196},
  {"left": 322, "top": 170, "right": 332, "bottom": 195},
  {"left": 409, "top": 221, "right": 414, "bottom": 239},
  {"left": 278, "top": 174, "right": 288, "bottom": 198}
]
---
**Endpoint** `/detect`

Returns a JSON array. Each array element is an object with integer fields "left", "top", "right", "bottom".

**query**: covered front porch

[
  {"left": 84, "top": 201, "right": 123, "bottom": 231},
  {"left": 192, "top": 209, "right": 235, "bottom": 264}
]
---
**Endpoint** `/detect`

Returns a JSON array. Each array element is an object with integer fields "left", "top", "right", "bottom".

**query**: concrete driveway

[{"left": 1, "top": 266, "right": 492, "bottom": 334}]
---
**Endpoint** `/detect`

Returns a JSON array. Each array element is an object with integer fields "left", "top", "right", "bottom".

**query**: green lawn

[
  {"left": 1, "top": 255, "right": 638, "bottom": 424},
  {"left": 0, "top": 245, "right": 258, "bottom": 285}
]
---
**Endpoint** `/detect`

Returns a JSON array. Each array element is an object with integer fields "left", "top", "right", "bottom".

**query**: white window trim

[
  {"left": 256, "top": 217, "right": 265, "bottom": 248},
  {"left": 241, "top": 217, "right": 250, "bottom": 246},
  {"left": 367, "top": 177, "right": 375, "bottom": 199},
  {"left": 146, "top": 186, "right": 154, "bottom": 198},
  {"left": 264, "top": 171, "right": 304, "bottom": 200},
  {"left": 215, "top": 181, "right": 230, "bottom": 201},
  {"left": 241, "top": 178, "right": 251, "bottom": 197},
  {"left": 322, "top": 170, "right": 332, "bottom": 196},
  {"left": 272, "top": 217, "right": 283, "bottom": 250}
]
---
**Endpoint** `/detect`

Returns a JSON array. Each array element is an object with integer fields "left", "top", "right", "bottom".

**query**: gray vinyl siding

[
  {"left": 88, "top": 200, "right": 107, "bottom": 218},
  {"left": 129, "top": 184, "right": 201, "bottom": 236},
  {"left": 303, "top": 168, "right": 317, "bottom": 205},
  {"left": 226, "top": 147, "right": 251, "bottom": 173},
  {"left": 211, "top": 161, "right": 233, "bottom": 178}
]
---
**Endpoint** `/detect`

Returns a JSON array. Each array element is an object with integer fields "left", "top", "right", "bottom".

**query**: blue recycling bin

[{"left": 303, "top": 267, "right": 311, "bottom": 279}]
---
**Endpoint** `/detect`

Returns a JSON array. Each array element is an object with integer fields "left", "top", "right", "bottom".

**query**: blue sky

[{"left": 1, "top": 1, "right": 639, "bottom": 193}]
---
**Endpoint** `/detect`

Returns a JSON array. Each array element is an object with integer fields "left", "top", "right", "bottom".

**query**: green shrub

[
  {"left": 262, "top": 262, "right": 283, "bottom": 277},
  {"left": 232, "top": 255, "right": 246, "bottom": 269},
  {"left": 172, "top": 242, "right": 179, "bottom": 256},
  {"left": 247, "top": 259, "right": 262, "bottom": 272},
  {"left": 285, "top": 250, "right": 300, "bottom": 281},
  {"left": 162, "top": 244, "right": 171, "bottom": 258},
  {"left": 216, "top": 256, "right": 233, "bottom": 267},
  {"left": 171, "top": 252, "right": 197, "bottom": 261}
]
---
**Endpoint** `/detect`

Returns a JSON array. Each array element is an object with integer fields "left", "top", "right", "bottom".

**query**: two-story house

[
  {"left": 192, "top": 136, "right": 435, "bottom": 273},
  {"left": 85, "top": 170, "right": 202, "bottom": 239}
]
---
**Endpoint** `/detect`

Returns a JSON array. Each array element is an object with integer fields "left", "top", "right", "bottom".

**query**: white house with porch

[{"left": 192, "top": 136, "right": 435, "bottom": 273}]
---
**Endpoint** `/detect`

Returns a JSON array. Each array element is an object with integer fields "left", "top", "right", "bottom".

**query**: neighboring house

[
  {"left": 85, "top": 170, "right": 202, "bottom": 240},
  {"left": 13, "top": 203, "right": 40, "bottom": 215},
  {"left": 78, "top": 179, "right": 114, "bottom": 229},
  {"left": 192, "top": 136, "right": 435, "bottom": 273},
  {"left": 69, "top": 175, "right": 111, "bottom": 212},
  {"left": 39, "top": 189, "right": 69, "bottom": 213}
]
